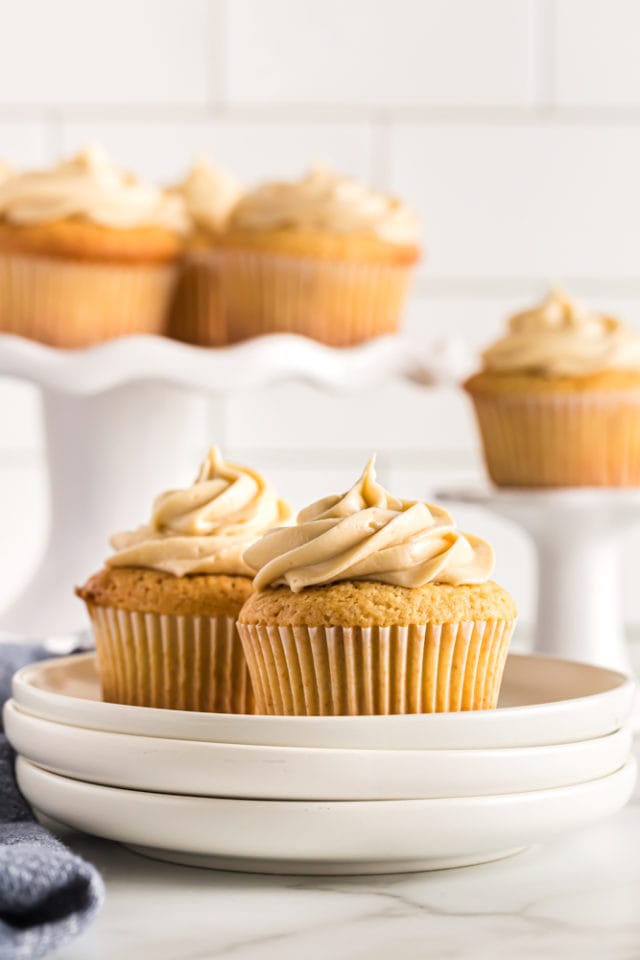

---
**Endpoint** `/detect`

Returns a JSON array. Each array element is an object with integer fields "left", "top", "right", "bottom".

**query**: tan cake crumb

[
  {"left": 0, "top": 219, "right": 183, "bottom": 264},
  {"left": 76, "top": 566, "right": 253, "bottom": 618},
  {"left": 238, "top": 579, "right": 517, "bottom": 628},
  {"left": 464, "top": 369, "right": 640, "bottom": 396},
  {"left": 219, "top": 225, "right": 419, "bottom": 266}
]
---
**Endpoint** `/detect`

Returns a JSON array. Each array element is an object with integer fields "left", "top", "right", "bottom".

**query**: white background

[{"left": 2, "top": 0, "right": 640, "bottom": 628}]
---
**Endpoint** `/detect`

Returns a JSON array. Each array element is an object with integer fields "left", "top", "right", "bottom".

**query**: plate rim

[
  {"left": 17, "top": 756, "right": 636, "bottom": 872},
  {"left": 17, "top": 753, "right": 637, "bottom": 809},
  {"left": 7, "top": 699, "right": 633, "bottom": 800},
  {"left": 13, "top": 650, "right": 635, "bottom": 724},
  {"left": 4, "top": 698, "right": 632, "bottom": 759}
]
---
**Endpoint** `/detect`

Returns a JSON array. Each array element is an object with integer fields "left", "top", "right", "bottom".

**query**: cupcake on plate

[
  {"left": 237, "top": 457, "right": 516, "bottom": 716},
  {"left": 0, "top": 144, "right": 188, "bottom": 347},
  {"left": 464, "top": 290, "right": 640, "bottom": 487},
  {"left": 76, "top": 447, "right": 291, "bottom": 714},
  {"left": 216, "top": 167, "right": 421, "bottom": 345},
  {"left": 169, "top": 159, "right": 243, "bottom": 346}
]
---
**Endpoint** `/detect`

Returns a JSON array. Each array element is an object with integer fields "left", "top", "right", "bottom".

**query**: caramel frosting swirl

[
  {"left": 108, "top": 448, "right": 291, "bottom": 577},
  {"left": 245, "top": 457, "right": 493, "bottom": 592},
  {"left": 174, "top": 158, "right": 242, "bottom": 234},
  {"left": 230, "top": 167, "right": 420, "bottom": 246},
  {"left": 0, "top": 144, "right": 188, "bottom": 232},
  {"left": 483, "top": 290, "right": 640, "bottom": 377}
]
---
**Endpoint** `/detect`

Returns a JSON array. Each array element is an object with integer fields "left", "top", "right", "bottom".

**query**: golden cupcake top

[
  {"left": 482, "top": 290, "right": 640, "bottom": 377},
  {"left": 0, "top": 145, "right": 188, "bottom": 233},
  {"left": 228, "top": 167, "right": 420, "bottom": 246},
  {"left": 108, "top": 447, "right": 291, "bottom": 578},
  {"left": 78, "top": 566, "right": 254, "bottom": 618},
  {"left": 244, "top": 456, "right": 494, "bottom": 593},
  {"left": 239, "top": 580, "right": 517, "bottom": 627},
  {"left": 172, "top": 158, "right": 243, "bottom": 234}
]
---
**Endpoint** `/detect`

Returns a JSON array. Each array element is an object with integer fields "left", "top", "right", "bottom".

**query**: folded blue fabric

[{"left": 0, "top": 643, "right": 104, "bottom": 960}]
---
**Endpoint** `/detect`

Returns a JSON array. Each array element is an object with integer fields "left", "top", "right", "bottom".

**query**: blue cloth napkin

[{"left": 0, "top": 643, "right": 104, "bottom": 960}]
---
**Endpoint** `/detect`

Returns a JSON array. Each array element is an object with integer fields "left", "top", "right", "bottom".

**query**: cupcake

[
  {"left": 0, "top": 145, "right": 188, "bottom": 347},
  {"left": 168, "top": 159, "right": 243, "bottom": 346},
  {"left": 237, "top": 457, "right": 516, "bottom": 716},
  {"left": 76, "top": 447, "right": 291, "bottom": 713},
  {"left": 215, "top": 167, "right": 421, "bottom": 345},
  {"left": 464, "top": 290, "right": 640, "bottom": 487}
]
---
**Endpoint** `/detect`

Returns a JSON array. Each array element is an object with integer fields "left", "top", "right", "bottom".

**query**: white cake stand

[
  {"left": 437, "top": 487, "right": 640, "bottom": 676},
  {"left": 0, "top": 333, "right": 470, "bottom": 635}
]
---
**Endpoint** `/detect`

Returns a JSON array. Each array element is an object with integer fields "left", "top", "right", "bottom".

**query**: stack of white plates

[{"left": 5, "top": 651, "right": 637, "bottom": 875}]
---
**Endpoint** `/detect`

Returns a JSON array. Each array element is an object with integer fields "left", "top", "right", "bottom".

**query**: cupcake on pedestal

[
  {"left": 464, "top": 290, "right": 640, "bottom": 486},
  {"left": 169, "top": 159, "right": 243, "bottom": 346},
  {"left": 76, "top": 447, "right": 291, "bottom": 714},
  {"left": 0, "top": 145, "right": 187, "bottom": 347},
  {"left": 237, "top": 457, "right": 516, "bottom": 716},
  {"left": 216, "top": 167, "right": 421, "bottom": 345}
]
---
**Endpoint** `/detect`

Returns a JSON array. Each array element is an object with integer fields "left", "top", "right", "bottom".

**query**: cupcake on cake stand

[{"left": 454, "top": 290, "right": 640, "bottom": 677}]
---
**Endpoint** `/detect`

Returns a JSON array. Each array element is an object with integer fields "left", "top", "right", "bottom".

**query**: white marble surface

[{"left": 48, "top": 739, "right": 640, "bottom": 960}]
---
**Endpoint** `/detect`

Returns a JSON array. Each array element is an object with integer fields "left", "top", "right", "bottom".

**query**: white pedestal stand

[
  {"left": 1, "top": 384, "right": 210, "bottom": 635},
  {"left": 0, "top": 333, "right": 469, "bottom": 636},
  {"left": 438, "top": 488, "right": 640, "bottom": 676}
]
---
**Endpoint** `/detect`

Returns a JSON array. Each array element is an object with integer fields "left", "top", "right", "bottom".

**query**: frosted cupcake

[
  {"left": 464, "top": 290, "right": 640, "bottom": 487},
  {"left": 237, "top": 457, "right": 516, "bottom": 716},
  {"left": 216, "top": 167, "right": 421, "bottom": 345},
  {"left": 76, "top": 447, "right": 291, "bottom": 713},
  {"left": 169, "top": 159, "right": 243, "bottom": 346},
  {"left": 0, "top": 145, "right": 187, "bottom": 347}
]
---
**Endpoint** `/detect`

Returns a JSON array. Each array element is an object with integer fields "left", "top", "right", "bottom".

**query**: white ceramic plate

[
  {"left": 5, "top": 700, "right": 633, "bottom": 801},
  {"left": 17, "top": 756, "right": 636, "bottom": 875},
  {"left": 12, "top": 652, "right": 635, "bottom": 750}
]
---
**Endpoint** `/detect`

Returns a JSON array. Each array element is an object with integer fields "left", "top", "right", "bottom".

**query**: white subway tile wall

[
  {"left": 555, "top": 0, "right": 640, "bottom": 106},
  {"left": 1, "top": 0, "right": 640, "bottom": 627},
  {"left": 59, "top": 121, "right": 376, "bottom": 184},
  {"left": 392, "top": 124, "right": 640, "bottom": 279},
  {"left": 0, "top": 126, "right": 49, "bottom": 167},
  {"left": 224, "top": 0, "right": 535, "bottom": 106},
  {"left": 0, "top": 0, "right": 216, "bottom": 105}
]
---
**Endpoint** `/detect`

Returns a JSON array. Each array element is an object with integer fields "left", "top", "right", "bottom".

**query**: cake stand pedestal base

[
  {"left": 437, "top": 488, "right": 640, "bottom": 677},
  {"left": 0, "top": 383, "right": 210, "bottom": 636}
]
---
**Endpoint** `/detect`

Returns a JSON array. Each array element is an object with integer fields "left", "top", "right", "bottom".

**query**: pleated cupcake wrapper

[
  {"left": 210, "top": 249, "right": 414, "bottom": 345},
  {"left": 169, "top": 250, "right": 227, "bottom": 346},
  {"left": 0, "top": 253, "right": 178, "bottom": 347},
  {"left": 469, "top": 390, "right": 640, "bottom": 487},
  {"left": 237, "top": 619, "right": 514, "bottom": 716},
  {"left": 88, "top": 604, "right": 255, "bottom": 714}
]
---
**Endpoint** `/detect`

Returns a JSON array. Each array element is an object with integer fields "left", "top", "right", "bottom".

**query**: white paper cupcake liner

[
  {"left": 0, "top": 253, "right": 177, "bottom": 347},
  {"left": 469, "top": 390, "right": 640, "bottom": 486},
  {"left": 237, "top": 619, "right": 514, "bottom": 716},
  {"left": 89, "top": 604, "right": 255, "bottom": 714},
  {"left": 211, "top": 249, "right": 414, "bottom": 344},
  {"left": 169, "top": 250, "right": 227, "bottom": 346}
]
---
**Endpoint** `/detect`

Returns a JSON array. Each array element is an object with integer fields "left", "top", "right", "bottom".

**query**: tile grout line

[
  {"left": 7, "top": 103, "right": 640, "bottom": 126},
  {"left": 531, "top": 0, "right": 557, "bottom": 108},
  {"left": 42, "top": 110, "right": 64, "bottom": 162},
  {"left": 369, "top": 113, "right": 393, "bottom": 190},
  {"left": 208, "top": 0, "right": 228, "bottom": 109},
  {"left": 412, "top": 276, "right": 640, "bottom": 297}
]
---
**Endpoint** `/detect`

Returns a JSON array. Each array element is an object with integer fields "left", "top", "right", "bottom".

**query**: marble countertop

[{"left": 50, "top": 739, "right": 640, "bottom": 960}]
